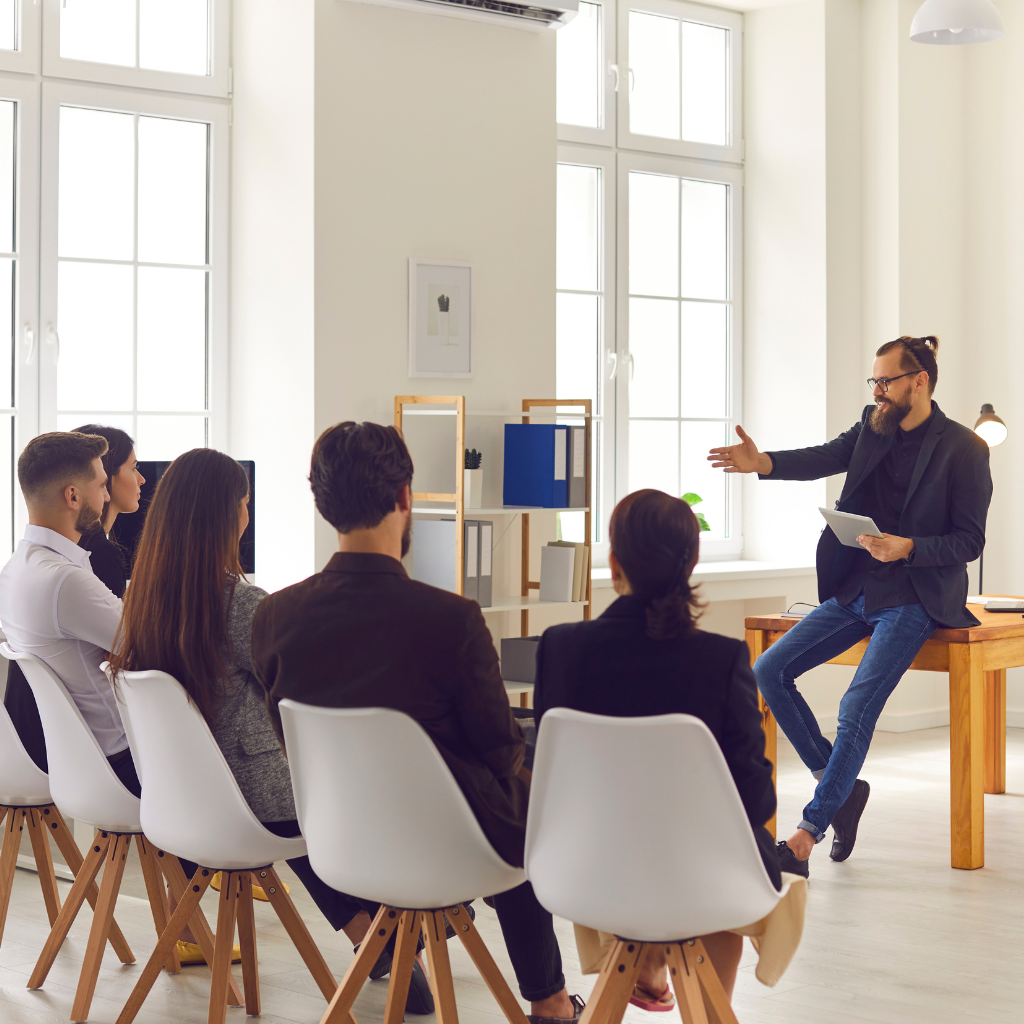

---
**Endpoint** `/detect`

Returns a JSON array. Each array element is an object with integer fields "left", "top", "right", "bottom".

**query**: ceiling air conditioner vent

[{"left": 344, "top": 0, "right": 578, "bottom": 31}]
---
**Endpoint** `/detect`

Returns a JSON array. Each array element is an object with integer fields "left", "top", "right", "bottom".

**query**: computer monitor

[{"left": 113, "top": 460, "right": 256, "bottom": 575}]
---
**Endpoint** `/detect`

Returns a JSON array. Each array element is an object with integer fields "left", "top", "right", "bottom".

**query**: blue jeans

[{"left": 754, "top": 595, "right": 936, "bottom": 841}]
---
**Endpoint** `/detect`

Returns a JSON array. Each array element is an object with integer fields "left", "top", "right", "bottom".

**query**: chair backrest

[
  {"left": 115, "top": 668, "right": 301, "bottom": 869},
  {"left": 1, "top": 644, "right": 141, "bottom": 831},
  {"left": 279, "top": 701, "right": 526, "bottom": 909},
  {"left": 0, "top": 697, "right": 51, "bottom": 806},
  {"left": 525, "top": 707, "right": 782, "bottom": 941}
]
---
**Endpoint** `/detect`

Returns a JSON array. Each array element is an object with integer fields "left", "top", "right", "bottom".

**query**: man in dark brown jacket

[{"left": 252, "top": 421, "right": 581, "bottom": 1024}]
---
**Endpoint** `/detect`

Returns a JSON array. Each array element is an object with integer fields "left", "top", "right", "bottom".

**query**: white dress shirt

[{"left": 0, "top": 525, "right": 127, "bottom": 756}]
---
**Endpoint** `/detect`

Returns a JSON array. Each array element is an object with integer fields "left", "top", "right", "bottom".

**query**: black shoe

[
  {"left": 405, "top": 959, "right": 435, "bottom": 1015},
  {"left": 830, "top": 779, "right": 870, "bottom": 862},
  {"left": 527, "top": 993, "right": 586, "bottom": 1024},
  {"left": 775, "top": 840, "right": 809, "bottom": 879},
  {"left": 352, "top": 942, "right": 392, "bottom": 982},
  {"left": 444, "top": 902, "right": 476, "bottom": 940}
]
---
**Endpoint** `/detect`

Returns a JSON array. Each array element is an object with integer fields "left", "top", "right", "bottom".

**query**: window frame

[
  {"left": 557, "top": 0, "right": 617, "bottom": 149},
  {"left": 615, "top": 148, "right": 743, "bottom": 558},
  {"left": 617, "top": 0, "right": 743, "bottom": 165},
  {"left": 38, "top": 79, "right": 229, "bottom": 452},
  {"left": 42, "top": 0, "right": 230, "bottom": 99},
  {"left": 0, "top": 0, "right": 41, "bottom": 75}
]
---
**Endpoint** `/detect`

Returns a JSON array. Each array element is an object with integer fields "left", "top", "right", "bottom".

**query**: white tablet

[{"left": 818, "top": 508, "right": 884, "bottom": 548}]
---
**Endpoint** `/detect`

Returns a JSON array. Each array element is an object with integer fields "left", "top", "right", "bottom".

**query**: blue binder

[{"left": 503, "top": 424, "right": 570, "bottom": 508}]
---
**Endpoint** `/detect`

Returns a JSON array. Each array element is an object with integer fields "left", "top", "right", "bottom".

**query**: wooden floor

[{"left": 2, "top": 726, "right": 1022, "bottom": 1024}]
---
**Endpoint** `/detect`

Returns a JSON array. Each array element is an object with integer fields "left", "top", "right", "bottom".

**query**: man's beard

[
  {"left": 401, "top": 515, "right": 412, "bottom": 559},
  {"left": 870, "top": 392, "right": 913, "bottom": 436},
  {"left": 75, "top": 503, "right": 104, "bottom": 537}
]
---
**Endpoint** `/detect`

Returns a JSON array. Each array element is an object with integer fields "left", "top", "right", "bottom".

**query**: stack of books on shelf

[{"left": 539, "top": 541, "right": 589, "bottom": 603}]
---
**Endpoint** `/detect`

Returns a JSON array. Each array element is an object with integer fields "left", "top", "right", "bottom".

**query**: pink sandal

[{"left": 629, "top": 983, "right": 676, "bottom": 1012}]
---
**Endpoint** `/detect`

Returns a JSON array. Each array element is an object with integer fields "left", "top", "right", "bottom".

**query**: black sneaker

[
  {"left": 830, "top": 779, "right": 870, "bottom": 862},
  {"left": 352, "top": 942, "right": 392, "bottom": 982},
  {"left": 405, "top": 959, "right": 435, "bottom": 1015},
  {"left": 528, "top": 993, "right": 586, "bottom": 1024},
  {"left": 776, "top": 840, "right": 809, "bottom": 879}
]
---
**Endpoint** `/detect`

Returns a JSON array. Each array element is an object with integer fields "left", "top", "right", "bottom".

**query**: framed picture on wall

[{"left": 409, "top": 258, "right": 474, "bottom": 378}]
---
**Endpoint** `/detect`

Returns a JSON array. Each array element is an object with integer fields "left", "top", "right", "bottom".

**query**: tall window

[{"left": 557, "top": 0, "right": 743, "bottom": 559}]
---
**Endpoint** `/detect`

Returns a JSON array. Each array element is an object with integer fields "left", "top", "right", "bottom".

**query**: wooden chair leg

[
  {"left": 71, "top": 833, "right": 133, "bottom": 1023},
  {"left": 207, "top": 869, "right": 241, "bottom": 1024},
  {"left": 261, "top": 865, "right": 336, "bottom": 1000},
  {"left": 114, "top": 870, "right": 213, "bottom": 1024},
  {"left": 159, "top": 856, "right": 243, "bottom": 1006},
  {"left": 443, "top": 903, "right": 530, "bottom": 1024},
  {"left": 665, "top": 944, "right": 709, "bottom": 1024},
  {"left": 383, "top": 909, "right": 421, "bottom": 1024},
  {"left": 47, "top": 810, "right": 133, "bottom": 963},
  {"left": 28, "top": 831, "right": 115, "bottom": 989},
  {"left": 0, "top": 807, "right": 23, "bottom": 949},
  {"left": 135, "top": 836, "right": 180, "bottom": 974},
  {"left": 318, "top": 904, "right": 401, "bottom": 1024},
  {"left": 235, "top": 871, "right": 261, "bottom": 1016},
  {"left": 578, "top": 940, "right": 647, "bottom": 1024},
  {"left": 25, "top": 807, "right": 62, "bottom": 927},
  {"left": 422, "top": 909, "right": 459, "bottom": 1024},
  {"left": 687, "top": 940, "right": 738, "bottom": 1024}
]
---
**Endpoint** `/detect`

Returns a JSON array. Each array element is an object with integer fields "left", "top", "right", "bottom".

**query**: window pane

[
  {"left": 0, "top": 415, "right": 11, "bottom": 560},
  {"left": 680, "top": 302, "right": 728, "bottom": 418},
  {"left": 0, "top": 0, "right": 15, "bottom": 52},
  {"left": 556, "top": 292, "right": 599, "bottom": 405},
  {"left": 0, "top": 100, "right": 14, "bottom": 254},
  {"left": 629, "top": 11, "right": 679, "bottom": 140},
  {"left": 59, "top": 108, "right": 135, "bottom": 261},
  {"left": 56, "top": 262, "right": 133, "bottom": 412},
  {"left": 140, "top": 0, "right": 209, "bottom": 76},
  {"left": 557, "top": 164, "right": 600, "bottom": 293},
  {"left": 557, "top": 1, "right": 601, "bottom": 128},
  {"left": 629, "top": 172, "right": 678, "bottom": 298},
  {"left": 680, "top": 179, "right": 727, "bottom": 300},
  {"left": 682, "top": 22, "right": 728, "bottom": 146},
  {"left": 0, "top": 259, "right": 12, "bottom": 407},
  {"left": 629, "top": 298, "right": 677, "bottom": 417},
  {"left": 680, "top": 421, "right": 726, "bottom": 538},
  {"left": 136, "top": 414, "right": 206, "bottom": 460},
  {"left": 60, "top": 0, "right": 136, "bottom": 67},
  {"left": 137, "top": 267, "right": 206, "bottom": 412},
  {"left": 628, "top": 419, "right": 678, "bottom": 497},
  {"left": 138, "top": 117, "right": 208, "bottom": 265}
]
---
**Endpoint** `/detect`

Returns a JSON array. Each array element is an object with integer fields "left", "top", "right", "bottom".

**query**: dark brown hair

[
  {"left": 109, "top": 448, "right": 250, "bottom": 723},
  {"left": 609, "top": 489, "right": 704, "bottom": 640},
  {"left": 73, "top": 424, "right": 135, "bottom": 527},
  {"left": 876, "top": 335, "right": 939, "bottom": 394},
  {"left": 310, "top": 421, "right": 414, "bottom": 532},
  {"left": 17, "top": 431, "right": 109, "bottom": 504}
]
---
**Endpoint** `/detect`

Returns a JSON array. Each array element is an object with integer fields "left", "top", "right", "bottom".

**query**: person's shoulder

[
  {"left": 230, "top": 577, "right": 269, "bottom": 615},
  {"left": 403, "top": 577, "right": 484, "bottom": 622},
  {"left": 940, "top": 413, "right": 987, "bottom": 454},
  {"left": 685, "top": 628, "right": 746, "bottom": 663}
]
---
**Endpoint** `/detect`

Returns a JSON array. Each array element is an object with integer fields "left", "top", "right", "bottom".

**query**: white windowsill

[{"left": 591, "top": 560, "right": 816, "bottom": 589}]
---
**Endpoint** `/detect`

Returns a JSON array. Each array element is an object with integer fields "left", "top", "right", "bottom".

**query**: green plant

[
  {"left": 682, "top": 492, "right": 711, "bottom": 532},
  {"left": 464, "top": 448, "right": 482, "bottom": 470}
]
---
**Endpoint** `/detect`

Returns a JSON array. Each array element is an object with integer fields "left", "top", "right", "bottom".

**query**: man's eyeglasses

[{"left": 867, "top": 370, "right": 920, "bottom": 393}]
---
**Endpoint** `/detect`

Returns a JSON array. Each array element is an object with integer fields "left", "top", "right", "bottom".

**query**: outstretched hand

[{"left": 707, "top": 425, "right": 773, "bottom": 475}]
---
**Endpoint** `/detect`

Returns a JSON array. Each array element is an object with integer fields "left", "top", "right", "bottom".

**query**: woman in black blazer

[{"left": 534, "top": 489, "right": 780, "bottom": 1013}]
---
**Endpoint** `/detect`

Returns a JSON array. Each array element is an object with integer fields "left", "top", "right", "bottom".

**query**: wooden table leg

[
  {"left": 949, "top": 643, "right": 985, "bottom": 869},
  {"left": 984, "top": 668, "right": 1006, "bottom": 795},
  {"left": 747, "top": 628, "right": 777, "bottom": 839}
]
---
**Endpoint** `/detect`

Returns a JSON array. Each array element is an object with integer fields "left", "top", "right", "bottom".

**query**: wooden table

[{"left": 745, "top": 606, "right": 1018, "bottom": 869}]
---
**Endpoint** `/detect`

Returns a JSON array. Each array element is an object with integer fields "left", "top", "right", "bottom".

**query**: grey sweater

[{"left": 211, "top": 578, "right": 296, "bottom": 822}]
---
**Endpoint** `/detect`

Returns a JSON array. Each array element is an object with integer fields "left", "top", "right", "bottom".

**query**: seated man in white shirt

[{"left": 0, "top": 431, "right": 137, "bottom": 790}]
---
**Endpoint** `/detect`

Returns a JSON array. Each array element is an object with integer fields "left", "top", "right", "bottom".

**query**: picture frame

[{"left": 408, "top": 257, "right": 474, "bottom": 379}]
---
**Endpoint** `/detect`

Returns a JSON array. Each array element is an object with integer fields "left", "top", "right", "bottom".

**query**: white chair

[
  {"left": 111, "top": 668, "right": 337, "bottom": 1024},
  {"left": 525, "top": 708, "right": 793, "bottom": 1024},
  {"left": 279, "top": 700, "right": 531, "bottom": 1024},
  {"left": 1, "top": 644, "right": 233, "bottom": 1022}
]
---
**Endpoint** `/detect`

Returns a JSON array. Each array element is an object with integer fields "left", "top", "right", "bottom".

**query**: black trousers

[
  {"left": 4, "top": 663, "right": 48, "bottom": 771},
  {"left": 491, "top": 881, "right": 565, "bottom": 1003},
  {"left": 106, "top": 748, "right": 376, "bottom": 933}
]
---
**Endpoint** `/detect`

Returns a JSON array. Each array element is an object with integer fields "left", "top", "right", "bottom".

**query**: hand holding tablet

[{"left": 818, "top": 508, "right": 884, "bottom": 548}]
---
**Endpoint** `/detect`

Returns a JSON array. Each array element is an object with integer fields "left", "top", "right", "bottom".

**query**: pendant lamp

[
  {"left": 910, "top": 0, "right": 1004, "bottom": 44},
  {"left": 974, "top": 404, "right": 1008, "bottom": 447}
]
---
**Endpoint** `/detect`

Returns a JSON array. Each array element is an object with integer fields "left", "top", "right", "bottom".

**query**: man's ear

[
  {"left": 62, "top": 483, "right": 80, "bottom": 511},
  {"left": 396, "top": 483, "right": 412, "bottom": 513}
]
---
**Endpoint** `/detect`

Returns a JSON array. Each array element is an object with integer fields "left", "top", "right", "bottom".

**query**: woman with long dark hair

[
  {"left": 533, "top": 489, "right": 782, "bottom": 1015},
  {"left": 107, "top": 449, "right": 433, "bottom": 1009}
]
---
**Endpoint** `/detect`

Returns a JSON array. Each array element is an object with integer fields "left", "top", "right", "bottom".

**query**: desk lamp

[{"left": 973, "top": 404, "right": 1008, "bottom": 594}]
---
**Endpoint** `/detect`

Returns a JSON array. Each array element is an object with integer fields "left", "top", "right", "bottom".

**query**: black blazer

[
  {"left": 534, "top": 597, "right": 781, "bottom": 891},
  {"left": 79, "top": 531, "right": 128, "bottom": 599},
  {"left": 765, "top": 402, "right": 991, "bottom": 628}
]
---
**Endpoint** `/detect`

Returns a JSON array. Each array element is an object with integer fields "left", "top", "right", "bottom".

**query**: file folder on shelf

[
  {"left": 412, "top": 517, "right": 492, "bottom": 606},
  {"left": 503, "top": 424, "right": 570, "bottom": 508},
  {"left": 567, "top": 425, "right": 586, "bottom": 509}
]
